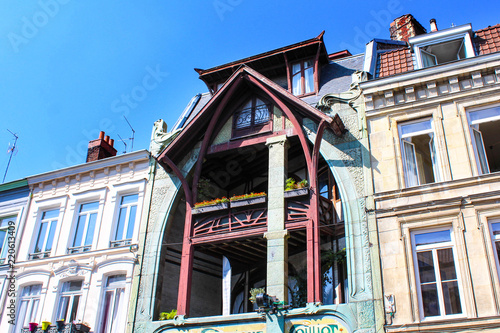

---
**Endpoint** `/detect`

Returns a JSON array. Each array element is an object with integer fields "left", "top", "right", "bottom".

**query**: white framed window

[
  {"left": 68, "top": 201, "right": 99, "bottom": 254},
  {"left": 291, "top": 59, "right": 314, "bottom": 96},
  {"left": 31, "top": 209, "right": 59, "bottom": 259},
  {"left": 0, "top": 215, "right": 16, "bottom": 264},
  {"left": 489, "top": 220, "right": 500, "bottom": 277},
  {"left": 399, "top": 119, "right": 441, "bottom": 187},
  {"left": 410, "top": 24, "right": 475, "bottom": 69},
  {"left": 111, "top": 194, "right": 138, "bottom": 247},
  {"left": 468, "top": 105, "right": 500, "bottom": 175},
  {"left": 55, "top": 280, "right": 82, "bottom": 323},
  {"left": 14, "top": 284, "right": 42, "bottom": 332},
  {"left": 412, "top": 229, "right": 464, "bottom": 319},
  {"left": 98, "top": 275, "right": 127, "bottom": 333}
]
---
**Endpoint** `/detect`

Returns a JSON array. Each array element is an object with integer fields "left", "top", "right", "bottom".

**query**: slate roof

[
  {"left": 176, "top": 53, "right": 364, "bottom": 130},
  {"left": 376, "top": 48, "right": 414, "bottom": 78},
  {"left": 474, "top": 24, "right": 500, "bottom": 55}
]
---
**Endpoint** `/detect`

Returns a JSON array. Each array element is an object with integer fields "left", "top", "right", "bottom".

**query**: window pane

[
  {"left": 73, "top": 215, "right": 86, "bottom": 247},
  {"left": 35, "top": 223, "right": 48, "bottom": 252},
  {"left": 442, "top": 281, "right": 462, "bottom": 314},
  {"left": 254, "top": 104, "right": 269, "bottom": 125},
  {"left": 292, "top": 72, "right": 301, "bottom": 95},
  {"left": 42, "top": 209, "right": 59, "bottom": 220},
  {"left": 304, "top": 67, "right": 314, "bottom": 93},
  {"left": 421, "top": 283, "right": 440, "bottom": 317},
  {"left": 417, "top": 251, "right": 436, "bottom": 283},
  {"left": 121, "top": 194, "right": 138, "bottom": 205},
  {"left": 235, "top": 109, "right": 252, "bottom": 129},
  {"left": 57, "top": 296, "right": 70, "bottom": 320},
  {"left": 438, "top": 248, "right": 457, "bottom": 281},
  {"left": 100, "top": 291, "right": 113, "bottom": 333},
  {"left": 472, "top": 128, "right": 490, "bottom": 174},
  {"left": 469, "top": 107, "right": 500, "bottom": 123},
  {"left": 126, "top": 205, "right": 137, "bottom": 240},
  {"left": 292, "top": 63, "right": 301, "bottom": 75},
  {"left": 400, "top": 120, "right": 432, "bottom": 136},
  {"left": 84, "top": 212, "right": 97, "bottom": 246},
  {"left": 31, "top": 299, "right": 39, "bottom": 322},
  {"left": 403, "top": 140, "right": 419, "bottom": 187},
  {"left": 80, "top": 202, "right": 99, "bottom": 212},
  {"left": 107, "top": 274, "right": 126, "bottom": 287},
  {"left": 45, "top": 221, "right": 57, "bottom": 252},
  {"left": 115, "top": 207, "right": 127, "bottom": 240},
  {"left": 415, "top": 230, "right": 451, "bottom": 246},
  {"left": 16, "top": 300, "right": 29, "bottom": 330},
  {"left": 69, "top": 295, "right": 80, "bottom": 322},
  {"left": 0, "top": 230, "right": 6, "bottom": 258}
]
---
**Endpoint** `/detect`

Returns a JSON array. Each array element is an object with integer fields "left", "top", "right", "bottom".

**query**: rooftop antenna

[
  {"left": 116, "top": 133, "right": 128, "bottom": 154},
  {"left": 3, "top": 129, "right": 18, "bottom": 183},
  {"left": 123, "top": 116, "right": 135, "bottom": 152}
]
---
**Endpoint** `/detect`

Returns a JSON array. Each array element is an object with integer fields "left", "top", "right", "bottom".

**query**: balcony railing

[
  {"left": 110, "top": 239, "right": 132, "bottom": 247},
  {"left": 28, "top": 251, "right": 51, "bottom": 260},
  {"left": 67, "top": 245, "right": 91, "bottom": 254}
]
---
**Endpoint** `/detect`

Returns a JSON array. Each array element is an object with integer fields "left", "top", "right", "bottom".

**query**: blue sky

[{"left": 0, "top": 0, "right": 499, "bottom": 183}]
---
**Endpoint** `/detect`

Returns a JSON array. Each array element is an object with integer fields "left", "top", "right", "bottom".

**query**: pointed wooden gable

[{"left": 157, "top": 65, "right": 345, "bottom": 166}]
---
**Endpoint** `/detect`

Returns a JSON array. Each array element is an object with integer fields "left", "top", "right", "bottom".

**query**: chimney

[
  {"left": 86, "top": 131, "right": 117, "bottom": 162},
  {"left": 430, "top": 18, "right": 438, "bottom": 32},
  {"left": 390, "top": 14, "right": 427, "bottom": 42}
]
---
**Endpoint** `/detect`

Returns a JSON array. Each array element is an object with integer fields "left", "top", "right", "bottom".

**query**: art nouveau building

[
  {"left": 361, "top": 15, "right": 500, "bottom": 332},
  {"left": 3, "top": 133, "right": 150, "bottom": 333},
  {"left": 130, "top": 34, "right": 384, "bottom": 332}
]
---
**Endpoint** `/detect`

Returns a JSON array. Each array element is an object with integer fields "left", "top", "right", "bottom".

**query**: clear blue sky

[{"left": 0, "top": 0, "right": 498, "bottom": 183}]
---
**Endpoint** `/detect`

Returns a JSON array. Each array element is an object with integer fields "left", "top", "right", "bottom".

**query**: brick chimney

[
  {"left": 390, "top": 14, "right": 427, "bottom": 42},
  {"left": 86, "top": 131, "right": 117, "bottom": 162}
]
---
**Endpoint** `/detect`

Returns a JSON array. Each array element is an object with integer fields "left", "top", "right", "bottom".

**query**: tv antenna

[
  {"left": 123, "top": 116, "right": 135, "bottom": 152},
  {"left": 116, "top": 133, "right": 128, "bottom": 154},
  {"left": 3, "top": 129, "right": 18, "bottom": 183}
]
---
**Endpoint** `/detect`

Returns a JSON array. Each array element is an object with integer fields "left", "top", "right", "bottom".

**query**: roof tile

[
  {"left": 376, "top": 48, "right": 414, "bottom": 78},
  {"left": 475, "top": 24, "right": 500, "bottom": 55}
]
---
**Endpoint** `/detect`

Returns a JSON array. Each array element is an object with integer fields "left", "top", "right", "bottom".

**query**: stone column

[{"left": 265, "top": 135, "right": 289, "bottom": 303}]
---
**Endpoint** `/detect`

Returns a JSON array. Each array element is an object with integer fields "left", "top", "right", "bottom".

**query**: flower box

[
  {"left": 284, "top": 188, "right": 309, "bottom": 198},
  {"left": 192, "top": 202, "right": 229, "bottom": 215},
  {"left": 73, "top": 323, "right": 90, "bottom": 332},
  {"left": 230, "top": 195, "right": 266, "bottom": 208}
]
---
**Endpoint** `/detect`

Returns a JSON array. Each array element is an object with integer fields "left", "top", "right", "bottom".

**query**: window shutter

[{"left": 429, "top": 136, "right": 441, "bottom": 182}]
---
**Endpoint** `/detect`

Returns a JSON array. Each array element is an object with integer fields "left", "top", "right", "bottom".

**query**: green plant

[
  {"left": 159, "top": 309, "right": 177, "bottom": 320},
  {"left": 194, "top": 197, "right": 229, "bottom": 208},
  {"left": 285, "top": 178, "right": 308, "bottom": 191},
  {"left": 230, "top": 192, "right": 266, "bottom": 201},
  {"left": 249, "top": 287, "right": 266, "bottom": 304}
]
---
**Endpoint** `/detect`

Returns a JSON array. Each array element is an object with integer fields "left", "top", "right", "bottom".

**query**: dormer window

[
  {"left": 232, "top": 97, "right": 272, "bottom": 138},
  {"left": 420, "top": 39, "right": 465, "bottom": 67},
  {"left": 410, "top": 24, "right": 475, "bottom": 69},
  {"left": 292, "top": 59, "right": 314, "bottom": 96}
]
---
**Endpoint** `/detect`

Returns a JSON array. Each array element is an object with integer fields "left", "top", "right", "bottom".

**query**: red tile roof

[
  {"left": 376, "top": 48, "right": 414, "bottom": 78},
  {"left": 475, "top": 24, "right": 500, "bottom": 55}
]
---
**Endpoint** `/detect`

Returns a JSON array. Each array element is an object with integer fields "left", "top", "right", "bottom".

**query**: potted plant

[
  {"left": 192, "top": 197, "right": 229, "bottom": 214},
  {"left": 41, "top": 321, "right": 51, "bottom": 330},
  {"left": 284, "top": 178, "right": 309, "bottom": 197},
  {"left": 56, "top": 319, "right": 65, "bottom": 331},
  {"left": 230, "top": 192, "right": 266, "bottom": 207},
  {"left": 73, "top": 321, "right": 90, "bottom": 332},
  {"left": 158, "top": 309, "right": 177, "bottom": 320},
  {"left": 28, "top": 322, "right": 38, "bottom": 332}
]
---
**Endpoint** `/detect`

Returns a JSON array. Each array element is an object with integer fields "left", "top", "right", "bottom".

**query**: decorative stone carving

[
  {"left": 150, "top": 119, "right": 181, "bottom": 156},
  {"left": 317, "top": 71, "right": 365, "bottom": 111}
]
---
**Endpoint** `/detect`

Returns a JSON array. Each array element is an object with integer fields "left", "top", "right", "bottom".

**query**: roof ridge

[{"left": 475, "top": 23, "right": 500, "bottom": 33}]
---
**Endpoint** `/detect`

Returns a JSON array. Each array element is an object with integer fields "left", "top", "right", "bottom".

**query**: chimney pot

[
  {"left": 430, "top": 18, "right": 438, "bottom": 32},
  {"left": 86, "top": 132, "right": 117, "bottom": 163}
]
